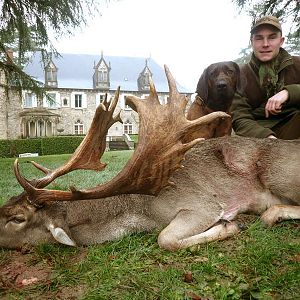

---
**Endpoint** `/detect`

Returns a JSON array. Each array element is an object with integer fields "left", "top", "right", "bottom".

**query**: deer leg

[
  {"left": 261, "top": 205, "right": 300, "bottom": 227},
  {"left": 157, "top": 210, "right": 240, "bottom": 251}
]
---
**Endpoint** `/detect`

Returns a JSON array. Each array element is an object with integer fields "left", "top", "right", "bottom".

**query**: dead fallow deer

[{"left": 0, "top": 66, "right": 300, "bottom": 251}]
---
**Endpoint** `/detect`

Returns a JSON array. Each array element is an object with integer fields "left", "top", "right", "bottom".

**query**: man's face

[{"left": 251, "top": 26, "right": 284, "bottom": 62}]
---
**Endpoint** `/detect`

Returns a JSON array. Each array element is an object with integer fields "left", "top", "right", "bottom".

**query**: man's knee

[{"left": 273, "top": 112, "right": 300, "bottom": 139}]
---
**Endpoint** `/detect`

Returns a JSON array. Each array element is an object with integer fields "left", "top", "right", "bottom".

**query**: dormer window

[
  {"left": 137, "top": 59, "right": 152, "bottom": 92},
  {"left": 93, "top": 53, "right": 111, "bottom": 89},
  {"left": 45, "top": 60, "right": 58, "bottom": 87},
  {"left": 98, "top": 69, "right": 108, "bottom": 81}
]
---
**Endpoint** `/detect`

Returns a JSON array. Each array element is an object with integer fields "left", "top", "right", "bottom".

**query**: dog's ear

[
  {"left": 232, "top": 62, "right": 245, "bottom": 95},
  {"left": 196, "top": 67, "right": 209, "bottom": 102}
]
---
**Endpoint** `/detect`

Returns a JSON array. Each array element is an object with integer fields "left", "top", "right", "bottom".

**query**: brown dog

[{"left": 187, "top": 61, "right": 241, "bottom": 139}]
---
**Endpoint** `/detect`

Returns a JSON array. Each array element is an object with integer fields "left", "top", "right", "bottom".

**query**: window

[
  {"left": 143, "top": 69, "right": 151, "bottom": 86},
  {"left": 62, "top": 97, "right": 69, "bottom": 107},
  {"left": 96, "top": 93, "right": 106, "bottom": 107},
  {"left": 123, "top": 94, "right": 132, "bottom": 110},
  {"left": 46, "top": 69, "right": 57, "bottom": 82},
  {"left": 98, "top": 70, "right": 108, "bottom": 81},
  {"left": 71, "top": 92, "right": 87, "bottom": 109},
  {"left": 46, "top": 93, "right": 57, "bottom": 108},
  {"left": 74, "top": 120, "right": 84, "bottom": 135},
  {"left": 75, "top": 94, "right": 82, "bottom": 108},
  {"left": 25, "top": 93, "right": 33, "bottom": 107},
  {"left": 43, "top": 92, "right": 60, "bottom": 108},
  {"left": 123, "top": 120, "right": 133, "bottom": 134},
  {"left": 37, "top": 120, "right": 44, "bottom": 137},
  {"left": 45, "top": 64, "right": 57, "bottom": 87},
  {"left": 23, "top": 92, "right": 37, "bottom": 108},
  {"left": 159, "top": 95, "right": 168, "bottom": 105},
  {"left": 100, "top": 94, "right": 105, "bottom": 102}
]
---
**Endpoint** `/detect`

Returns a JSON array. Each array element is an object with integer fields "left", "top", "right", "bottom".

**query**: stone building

[{"left": 0, "top": 52, "right": 191, "bottom": 140}]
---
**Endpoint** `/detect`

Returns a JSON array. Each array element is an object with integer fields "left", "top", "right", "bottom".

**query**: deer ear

[{"left": 47, "top": 223, "right": 76, "bottom": 246}]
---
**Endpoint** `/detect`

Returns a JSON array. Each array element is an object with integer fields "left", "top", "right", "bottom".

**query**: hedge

[
  {"left": 129, "top": 134, "right": 139, "bottom": 143},
  {"left": 0, "top": 136, "right": 84, "bottom": 158}
]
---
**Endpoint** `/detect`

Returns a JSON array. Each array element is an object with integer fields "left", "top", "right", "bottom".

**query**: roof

[{"left": 24, "top": 52, "right": 191, "bottom": 93}]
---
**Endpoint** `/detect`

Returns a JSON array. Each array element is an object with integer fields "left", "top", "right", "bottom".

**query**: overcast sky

[{"left": 52, "top": 0, "right": 253, "bottom": 92}]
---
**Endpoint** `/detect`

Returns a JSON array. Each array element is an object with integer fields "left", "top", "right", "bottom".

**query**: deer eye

[{"left": 7, "top": 216, "right": 26, "bottom": 224}]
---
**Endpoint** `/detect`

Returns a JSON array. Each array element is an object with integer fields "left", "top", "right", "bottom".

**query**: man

[{"left": 231, "top": 16, "right": 300, "bottom": 139}]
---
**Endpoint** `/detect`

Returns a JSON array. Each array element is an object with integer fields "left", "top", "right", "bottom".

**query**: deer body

[
  {"left": 0, "top": 66, "right": 299, "bottom": 250},
  {"left": 1, "top": 136, "right": 299, "bottom": 250}
]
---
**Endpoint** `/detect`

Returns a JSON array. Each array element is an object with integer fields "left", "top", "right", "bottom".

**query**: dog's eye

[
  {"left": 210, "top": 70, "right": 217, "bottom": 77},
  {"left": 226, "top": 70, "right": 234, "bottom": 75}
]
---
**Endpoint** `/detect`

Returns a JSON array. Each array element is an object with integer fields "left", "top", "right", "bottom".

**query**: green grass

[
  {"left": 0, "top": 151, "right": 299, "bottom": 299},
  {"left": 0, "top": 150, "right": 133, "bottom": 206}
]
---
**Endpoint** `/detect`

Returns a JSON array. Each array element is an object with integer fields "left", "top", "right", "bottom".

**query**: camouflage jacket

[{"left": 231, "top": 48, "right": 300, "bottom": 138}]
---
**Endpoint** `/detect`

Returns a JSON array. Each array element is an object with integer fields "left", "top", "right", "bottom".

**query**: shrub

[
  {"left": 12, "top": 138, "right": 42, "bottom": 157},
  {"left": 129, "top": 134, "right": 139, "bottom": 143},
  {"left": 0, "top": 140, "right": 11, "bottom": 158},
  {"left": 41, "top": 136, "right": 84, "bottom": 155},
  {"left": 0, "top": 136, "right": 84, "bottom": 157}
]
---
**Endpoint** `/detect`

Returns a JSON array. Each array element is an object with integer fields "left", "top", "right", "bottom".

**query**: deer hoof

[{"left": 261, "top": 207, "right": 281, "bottom": 227}]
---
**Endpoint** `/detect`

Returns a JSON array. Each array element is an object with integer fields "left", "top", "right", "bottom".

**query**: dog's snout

[{"left": 216, "top": 80, "right": 228, "bottom": 90}]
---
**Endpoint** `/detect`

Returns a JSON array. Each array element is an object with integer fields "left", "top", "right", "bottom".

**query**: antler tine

[
  {"left": 113, "top": 110, "right": 122, "bottom": 124},
  {"left": 181, "top": 111, "right": 230, "bottom": 141},
  {"left": 109, "top": 86, "right": 120, "bottom": 112},
  {"left": 164, "top": 64, "right": 179, "bottom": 99},
  {"left": 14, "top": 160, "right": 31, "bottom": 189},
  {"left": 107, "top": 87, "right": 122, "bottom": 127},
  {"left": 14, "top": 159, "right": 38, "bottom": 200},
  {"left": 29, "top": 161, "right": 50, "bottom": 174},
  {"left": 102, "top": 92, "right": 109, "bottom": 108},
  {"left": 148, "top": 76, "right": 160, "bottom": 105},
  {"left": 164, "top": 65, "right": 187, "bottom": 113},
  {"left": 14, "top": 159, "right": 82, "bottom": 203}
]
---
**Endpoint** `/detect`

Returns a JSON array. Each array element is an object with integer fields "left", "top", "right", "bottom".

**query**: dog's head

[{"left": 196, "top": 61, "right": 241, "bottom": 112}]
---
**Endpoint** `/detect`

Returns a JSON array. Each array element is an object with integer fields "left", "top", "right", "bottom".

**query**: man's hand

[{"left": 265, "top": 89, "right": 289, "bottom": 118}]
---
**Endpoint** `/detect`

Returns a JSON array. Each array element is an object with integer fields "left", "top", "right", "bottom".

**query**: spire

[
  {"left": 137, "top": 58, "right": 152, "bottom": 92},
  {"left": 93, "top": 50, "right": 110, "bottom": 90}
]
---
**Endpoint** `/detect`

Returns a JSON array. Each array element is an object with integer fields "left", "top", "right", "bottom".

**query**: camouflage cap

[{"left": 251, "top": 16, "right": 282, "bottom": 34}]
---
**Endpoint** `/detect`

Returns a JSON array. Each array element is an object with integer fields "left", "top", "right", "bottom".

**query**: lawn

[{"left": 0, "top": 151, "right": 299, "bottom": 299}]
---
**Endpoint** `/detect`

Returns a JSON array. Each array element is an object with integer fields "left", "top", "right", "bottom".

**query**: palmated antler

[{"left": 15, "top": 65, "right": 230, "bottom": 204}]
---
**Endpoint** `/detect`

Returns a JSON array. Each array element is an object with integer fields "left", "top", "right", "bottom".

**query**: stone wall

[{"left": 0, "top": 71, "right": 23, "bottom": 139}]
